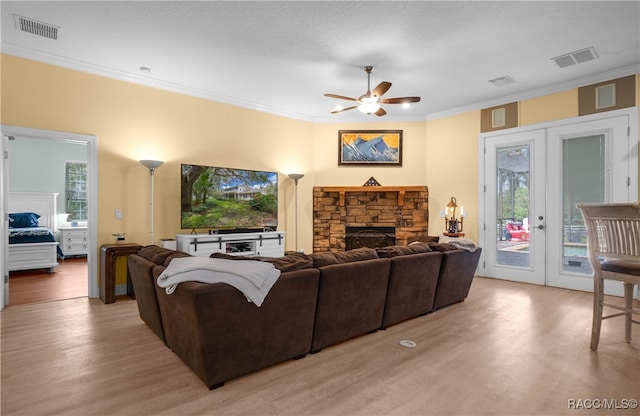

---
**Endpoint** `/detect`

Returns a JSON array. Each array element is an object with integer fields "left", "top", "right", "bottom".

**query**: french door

[
  {"left": 480, "top": 108, "right": 638, "bottom": 296},
  {"left": 483, "top": 129, "right": 546, "bottom": 285}
]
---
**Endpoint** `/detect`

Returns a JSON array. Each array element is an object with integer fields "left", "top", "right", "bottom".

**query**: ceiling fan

[{"left": 324, "top": 66, "right": 421, "bottom": 116}]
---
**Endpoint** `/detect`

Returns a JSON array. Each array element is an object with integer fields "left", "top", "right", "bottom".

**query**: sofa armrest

[
  {"left": 128, "top": 254, "right": 166, "bottom": 343},
  {"left": 433, "top": 248, "right": 482, "bottom": 310}
]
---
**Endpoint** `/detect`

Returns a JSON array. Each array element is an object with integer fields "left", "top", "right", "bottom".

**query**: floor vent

[
  {"left": 551, "top": 47, "right": 598, "bottom": 69},
  {"left": 14, "top": 14, "right": 59, "bottom": 40}
]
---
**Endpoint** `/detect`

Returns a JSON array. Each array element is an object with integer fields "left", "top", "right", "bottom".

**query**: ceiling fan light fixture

[
  {"left": 358, "top": 96, "right": 381, "bottom": 114},
  {"left": 358, "top": 102, "right": 381, "bottom": 114}
]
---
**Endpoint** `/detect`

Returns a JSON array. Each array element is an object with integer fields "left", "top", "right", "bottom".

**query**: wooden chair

[{"left": 577, "top": 203, "right": 640, "bottom": 351}]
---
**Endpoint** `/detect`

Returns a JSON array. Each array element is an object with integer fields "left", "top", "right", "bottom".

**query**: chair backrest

[
  {"left": 506, "top": 222, "right": 520, "bottom": 231},
  {"left": 577, "top": 203, "right": 640, "bottom": 263}
]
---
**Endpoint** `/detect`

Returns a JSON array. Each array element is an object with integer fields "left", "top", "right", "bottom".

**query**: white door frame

[
  {"left": 478, "top": 107, "right": 638, "bottom": 293},
  {"left": 0, "top": 125, "right": 99, "bottom": 310}
]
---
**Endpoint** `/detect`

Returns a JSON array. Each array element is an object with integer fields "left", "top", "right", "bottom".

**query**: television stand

[{"left": 176, "top": 231, "right": 285, "bottom": 257}]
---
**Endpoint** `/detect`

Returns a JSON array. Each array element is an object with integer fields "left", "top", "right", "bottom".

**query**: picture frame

[{"left": 338, "top": 130, "right": 403, "bottom": 166}]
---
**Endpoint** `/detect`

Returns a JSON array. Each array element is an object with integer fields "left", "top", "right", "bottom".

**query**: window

[{"left": 65, "top": 161, "right": 87, "bottom": 220}]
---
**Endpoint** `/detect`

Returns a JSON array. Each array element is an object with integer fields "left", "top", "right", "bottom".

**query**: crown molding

[
  {"left": 426, "top": 64, "right": 640, "bottom": 121},
  {"left": 1, "top": 43, "right": 319, "bottom": 123},
  {"left": 3, "top": 43, "right": 637, "bottom": 125}
]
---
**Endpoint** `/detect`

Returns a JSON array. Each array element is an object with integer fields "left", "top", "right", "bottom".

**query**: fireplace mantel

[{"left": 320, "top": 186, "right": 426, "bottom": 207}]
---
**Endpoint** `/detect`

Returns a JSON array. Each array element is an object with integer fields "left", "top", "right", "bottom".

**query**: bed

[{"left": 8, "top": 192, "right": 60, "bottom": 272}]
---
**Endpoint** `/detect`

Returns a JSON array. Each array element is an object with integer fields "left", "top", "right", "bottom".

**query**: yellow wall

[
  {"left": 0, "top": 55, "right": 435, "bottom": 259},
  {"left": 0, "top": 55, "right": 315, "bottom": 282},
  {"left": 520, "top": 90, "right": 578, "bottom": 126},
  {"left": 312, "top": 122, "right": 427, "bottom": 186},
  {"left": 425, "top": 111, "right": 481, "bottom": 242},
  {"left": 1, "top": 54, "right": 638, "bottom": 289}
]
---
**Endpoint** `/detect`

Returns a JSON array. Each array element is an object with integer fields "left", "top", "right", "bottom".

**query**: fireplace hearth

[{"left": 345, "top": 227, "right": 396, "bottom": 250}]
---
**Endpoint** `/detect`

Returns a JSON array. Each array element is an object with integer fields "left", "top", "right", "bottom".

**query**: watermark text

[{"left": 568, "top": 398, "right": 638, "bottom": 410}]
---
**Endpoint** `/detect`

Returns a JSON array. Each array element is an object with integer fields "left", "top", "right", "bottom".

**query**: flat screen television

[{"left": 181, "top": 164, "right": 278, "bottom": 231}]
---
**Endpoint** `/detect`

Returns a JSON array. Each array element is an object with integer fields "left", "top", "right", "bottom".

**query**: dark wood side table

[
  {"left": 443, "top": 232, "right": 465, "bottom": 238},
  {"left": 100, "top": 243, "right": 143, "bottom": 304}
]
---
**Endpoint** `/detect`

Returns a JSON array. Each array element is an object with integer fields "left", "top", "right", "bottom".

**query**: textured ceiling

[{"left": 1, "top": 1, "right": 639, "bottom": 123}]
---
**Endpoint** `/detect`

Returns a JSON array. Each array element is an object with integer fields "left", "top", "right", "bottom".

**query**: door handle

[{"left": 536, "top": 224, "right": 545, "bottom": 230}]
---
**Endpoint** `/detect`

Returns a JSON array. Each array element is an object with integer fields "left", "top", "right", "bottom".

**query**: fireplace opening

[{"left": 345, "top": 227, "right": 396, "bottom": 250}]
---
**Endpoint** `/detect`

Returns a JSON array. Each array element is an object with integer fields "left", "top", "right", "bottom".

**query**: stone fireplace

[{"left": 313, "top": 186, "right": 429, "bottom": 252}]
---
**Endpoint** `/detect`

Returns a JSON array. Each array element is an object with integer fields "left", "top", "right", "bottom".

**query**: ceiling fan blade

[
  {"left": 374, "top": 107, "right": 387, "bottom": 117},
  {"left": 331, "top": 106, "right": 358, "bottom": 114},
  {"left": 381, "top": 96, "right": 421, "bottom": 104},
  {"left": 372, "top": 81, "right": 392, "bottom": 97},
  {"left": 324, "top": 93, "right": 358, "bottom": 102}
]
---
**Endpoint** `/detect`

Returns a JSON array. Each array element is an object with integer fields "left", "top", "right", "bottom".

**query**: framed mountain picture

[{"left": 338, "top": 130, "right": 403, "bottom": 166}]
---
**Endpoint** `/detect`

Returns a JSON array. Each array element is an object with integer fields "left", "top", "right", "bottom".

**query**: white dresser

[
  {"left": 59, "top": 226, "right": 88, "bottom": 257},
  {"left": 176, "top": 231, "right": 285, "bottom": 258}
]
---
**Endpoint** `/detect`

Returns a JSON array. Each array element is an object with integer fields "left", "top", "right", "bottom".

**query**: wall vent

[
  {"left": 14, "top": 14, "right": 59, "bottom": 40},
  {"left": 551, "top": 47, "right": 598, "bottom": 68}
]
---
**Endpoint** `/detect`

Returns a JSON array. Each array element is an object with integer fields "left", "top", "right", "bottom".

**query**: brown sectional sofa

[
  {"left": 128, "top": 241, "right": 481, "bottom": 390},
  {"left": 311, "top": 256, "right": 391, "bottom": 352},
  {"left": 382, "top": 250, "right": 444, "bottom": 328}
]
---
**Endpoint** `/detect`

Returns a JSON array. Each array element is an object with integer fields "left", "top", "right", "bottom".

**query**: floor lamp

[
  {"left": 288, "top": 173, "right": 304, "bottom": 252},
  {"left": 140, "top": 160, "right": 164, "bottom": 245}
]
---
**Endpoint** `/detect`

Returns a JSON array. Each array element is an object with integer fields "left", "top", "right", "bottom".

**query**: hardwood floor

[
  {"left": 1, "top": 277, "right": 638, "bottom": 416},
  {"left": 8, "top": 257, "right": 87, "bottom": 306}
]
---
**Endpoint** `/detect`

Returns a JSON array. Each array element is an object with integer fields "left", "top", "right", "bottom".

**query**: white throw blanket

[
  {"left": 439, "top": 235, "right": 478, "bottom": 252},
  {"left": 157, "top": 257, "right": 281, "bottom": 307}
]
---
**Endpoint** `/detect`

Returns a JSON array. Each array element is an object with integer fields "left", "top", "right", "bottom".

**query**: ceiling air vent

[
  {"left": 551, "top": 47, "right": 598, "bottom": 68},
  {"left": 14, "top": 14, "right": 59, "bottom": 40},
  {"left": 488, "top": 75, "right": 515, "bottom": 87}
]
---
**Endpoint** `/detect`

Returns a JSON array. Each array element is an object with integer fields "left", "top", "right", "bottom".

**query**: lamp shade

[
  {"left": 140, "top": 159, "right": 164, "bottom": 170},
  {"left": 57, "top": 213, "right": 70, "bottom": 228},
  {"left": 288, "top": 173, "right": 304, "bottom": 181}
]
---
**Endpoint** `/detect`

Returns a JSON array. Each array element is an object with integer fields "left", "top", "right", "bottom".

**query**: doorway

[
  {"left": 1, "top": 126, "right": 99, "bottom": 310},
  {"left": 479, "top": 108, "right": 638, "bottom": 297}
]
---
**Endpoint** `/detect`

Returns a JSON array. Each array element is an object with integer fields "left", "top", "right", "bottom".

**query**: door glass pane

[
  {"left": 562, "top": 134, "right": 605, "bottom": 273},
  {"left": 496, "top": 144, "right": 530, "bottom": 267}
]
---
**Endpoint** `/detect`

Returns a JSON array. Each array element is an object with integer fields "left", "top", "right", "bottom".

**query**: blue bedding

[{"left": 9, "top": 227, "right": 64, "bottom": 258}]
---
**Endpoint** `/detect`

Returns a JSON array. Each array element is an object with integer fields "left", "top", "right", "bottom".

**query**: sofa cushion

[
  {"left": 408, "top": 241, "right": 434, "bottom": 251},
  {"left": 427, "top": 242, "right": 458, "bottom": 252},
  {"left": 137, "top": 245, "right": 189, "bottom": 265},
  {"left": 414, "top": 236, "right": 440, "bottom": 243},
  {"left": 333, "top": 247, "right": 379, "bottom": 263},
  {"left": 376, "top": 242, "right": 432, "bottom": 258},
  {"left": 265, "top": 252, "right": 313, "bottom": 271},
  {"left": 210, "top": 252, "right": 313, "bottom": 272},
  {"left": 310, "top": 247, "right": 379, "bottom": 267},
  {"left": 309, "top": 251, "right": 339, "bottom": 267},
  {"left": 163, "top": 251, "right": 192, "bottom": 266}
]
